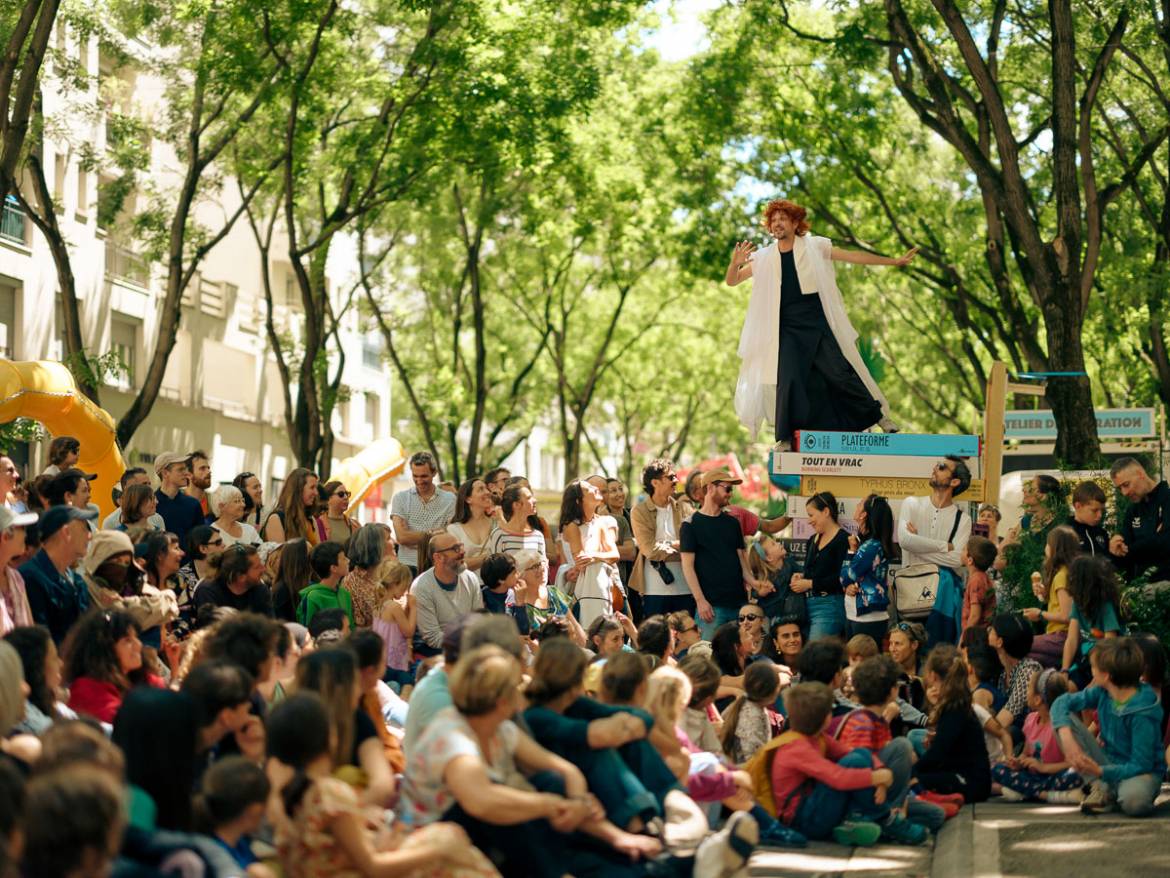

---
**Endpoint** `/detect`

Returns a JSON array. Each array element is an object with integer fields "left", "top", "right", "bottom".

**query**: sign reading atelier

[
  {"left": 1003, "top": 408, "right": 1156, "bottom": 440},
  {"left": 800, "top": 474, "right": 986, "bottom": 502},
  {"left": 773, "top": 452, "right": 982, "bottom": 479},
  {"left": 795, "top": 430, "right": 981, "bottom": 457}
]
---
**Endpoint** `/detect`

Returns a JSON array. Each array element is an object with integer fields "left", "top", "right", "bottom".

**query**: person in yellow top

[{"left": 1023, "top": 526, "right": 1081, "bottom": 666}]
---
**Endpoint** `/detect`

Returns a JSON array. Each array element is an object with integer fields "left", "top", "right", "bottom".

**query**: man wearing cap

[
  {"left": 82, "top": 530, "right": 178, "bottom": 632},
  {"left": 155, "top": 452, "right": 204, "bottom": 549},
  {"left": 680, "top": 468, "right": 768, "bottom": 639},
  {"left": 0, "top": 506, "right": 38, "bottom": 635},
  {"left": 19, "top": 505, "right": 96, "bottom": 643}
]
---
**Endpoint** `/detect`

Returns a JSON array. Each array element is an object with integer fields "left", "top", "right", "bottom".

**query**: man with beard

[
  {"left": 410, "top": 531, "right": 483, "bottom": 655},
  {"left": 192, "top": 543, "right": 272, "bottom": 618},
  {"left": 897, "top": 457, "right": 972, "bottom": 569},
  {"left": 897, "top": 457, "right": 972, "bottom": 646},
  {"left": 185, "top": 450, "right": 214, "bottom": 520},
  {"left": 680, "top": 469, "right": 767, "bottom": 639},
  {"left": 81, "top": 529, "right": 177, "bottom": 632},
  {"left": 726, "top": 198, "right": 914, "bottom": 448}
]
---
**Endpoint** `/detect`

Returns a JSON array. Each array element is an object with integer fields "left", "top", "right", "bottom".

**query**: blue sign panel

[
  {"left": 795, "top": 430, "right": 981, "bottom": 458},
  {"left": 1004, "top": 408, "right": 1156, "bottom": 440}
]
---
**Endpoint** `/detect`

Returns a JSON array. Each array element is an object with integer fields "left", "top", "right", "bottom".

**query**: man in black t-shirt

[{"left": 680, "top": 468, "right": 768, "bottom": 639}]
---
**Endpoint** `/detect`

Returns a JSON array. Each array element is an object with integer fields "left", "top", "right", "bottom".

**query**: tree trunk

[
  {"left": 0, "top": 0, "right": 59, "bottom": 206},
  {"left": 1041, "top": 295, "right": 1101, "bottom": 464}
]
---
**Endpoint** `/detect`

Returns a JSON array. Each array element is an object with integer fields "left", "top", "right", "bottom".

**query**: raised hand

[
  {"left": 894, "top": 246, "right": 919, "bottom": 267},
  {"left": 731, "top": 240, "right": 756, "bottom": 267}
]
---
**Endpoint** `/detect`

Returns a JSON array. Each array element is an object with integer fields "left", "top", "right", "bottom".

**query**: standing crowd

[{"left": 0, "top": 440, "right": 1168, "bottom": 878}]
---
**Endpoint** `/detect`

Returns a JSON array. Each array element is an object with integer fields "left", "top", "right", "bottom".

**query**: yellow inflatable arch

[
  {"left": 0, "top": 359, "right": 126, "bottom": 517},
  {"left": 333, "top": 436, "right": 407, "bottom": 515}
]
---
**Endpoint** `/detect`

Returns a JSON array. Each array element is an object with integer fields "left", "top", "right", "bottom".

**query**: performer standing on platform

[{"left": 726, "top": 199, "right": 917, "bottom": 448}]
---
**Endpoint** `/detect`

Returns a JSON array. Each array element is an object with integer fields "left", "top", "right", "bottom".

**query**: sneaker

[
  {"left": 879, "top": 814, "right": 929, "bottom": 846},
  {"left": 878, "top": 416, "right": 900, "bottom": 433},
  {"left": 919, "top": 790, "right": 965, "bottom": 808},
  {"left": 999, "top": 786, "right": 1025, "bottom": 802},
  {"left": 1080, "top": 782, "right": 1116, "bottom": 814},
  {"left": 758, "top": 820, "right": 808, "bottom": 849},
  {"left": 831, "top": 820, "right": 882, "bottom": 847},
  {"left": 694, "top": 811, "right": 758, "bottom": 878},
  {"left": 1045, "top": 788, "right": 1084, "bottom": 805}
]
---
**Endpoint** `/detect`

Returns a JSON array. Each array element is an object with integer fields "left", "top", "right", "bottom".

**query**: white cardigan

[{"left": 735, "top": 234, "right": 890, "bottom": 438}]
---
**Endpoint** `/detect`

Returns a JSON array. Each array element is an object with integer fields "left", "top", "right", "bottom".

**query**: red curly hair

[{"left": 761, "top": 199, "right": 810, "bottom": 236}]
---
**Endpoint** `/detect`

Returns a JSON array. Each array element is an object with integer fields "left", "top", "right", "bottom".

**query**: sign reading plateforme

[
  {"left": 795, "top": 430, "right": 981, "bottom": 458},
  {"left": 1003, "top": 408, "right": 1156, "bottom": 440},
  {"left": 774, "top": 452, "right": 981, "bottom": 479}
]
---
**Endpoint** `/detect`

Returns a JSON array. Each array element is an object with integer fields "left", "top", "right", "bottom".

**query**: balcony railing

[
  {"left": 104, "top": 240, "right": 150, "bottom": 288},
  {"left": 0, "top": 197, "right": 27, "bottom": 244}
]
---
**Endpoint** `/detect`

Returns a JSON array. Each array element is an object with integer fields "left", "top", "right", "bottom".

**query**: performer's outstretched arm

[
  {"left": 830, "top": 246, "right": 919, "bottom": 266},
  {"left": 725, "top": 240, "right": 756, "bottom": 286}
]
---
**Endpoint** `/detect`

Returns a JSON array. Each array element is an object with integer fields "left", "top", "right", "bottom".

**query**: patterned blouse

[{"left": 343, "top": 567, "right": 382, "bottom": 628}]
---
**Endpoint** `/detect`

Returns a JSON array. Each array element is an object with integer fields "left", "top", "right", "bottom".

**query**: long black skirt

[{"left": 775, "top": 293, "right": 882, "bottom": 442}]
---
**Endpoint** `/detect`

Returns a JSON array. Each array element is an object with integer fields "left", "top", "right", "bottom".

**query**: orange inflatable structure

[
  {"left": 333, "top": 436, "right": 407, "bottom": 515},
  {"left": 0, "top": 359, "right": 126, "bottom": 516}
]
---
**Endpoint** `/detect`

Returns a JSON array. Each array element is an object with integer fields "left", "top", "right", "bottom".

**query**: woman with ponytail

[
  {"left": 719, "top": 660, "right": 783, "bottom": 763},
  {"left": 914, "top": 646, "right": 992, "bottom": 802},
  {"left": 267, "top": 692, "right": 499, "bottom": 878}
]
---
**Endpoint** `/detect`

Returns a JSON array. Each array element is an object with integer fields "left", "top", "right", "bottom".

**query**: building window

[
  {"left": 0, "top": 282, "right": 17, "bottom": 359},
  {"left": 109, "top": 318, "right": 137, "bottom": 389},
  {"left": 362, "top": 332, "right": 383, "bottom": 369},
  {"left": 365, "top": 392, "right": 379, "bottom": 431},
  {"left": 75, "top": 167, "right": 88, "bottom": 216},
  {"left": 0, "top": 196, "right": 26, "bottom": 245},
  {"left": 53, "top": 154, "right": 67, "bottom": 211}
]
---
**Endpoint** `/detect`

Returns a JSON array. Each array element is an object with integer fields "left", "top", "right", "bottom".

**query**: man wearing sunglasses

[
  {"left": 629, "top": 458, "right": 694, "bottom": 620},
  {"left": 897, "top": 457, "right": 972, "bottom": 570},
  {"left": 680, "top": 468, "right": 770, "bottom": 639},
  {"left": 411, "top": 532, "right": 483, "bottom": 657}
]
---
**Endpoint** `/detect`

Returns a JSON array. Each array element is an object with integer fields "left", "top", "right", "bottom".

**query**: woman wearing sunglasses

[{"left": 316, "top": 480, "right": 360, "bottom": 544}]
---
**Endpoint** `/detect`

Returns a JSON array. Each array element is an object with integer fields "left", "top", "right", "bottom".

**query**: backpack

[{"left": 744, "top": 730, "right": 818, "bottom": 818}]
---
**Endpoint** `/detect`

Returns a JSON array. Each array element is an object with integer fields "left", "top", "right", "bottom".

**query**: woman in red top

[{"left": 63, "top": 608, "right": 164, "bottom": 724}]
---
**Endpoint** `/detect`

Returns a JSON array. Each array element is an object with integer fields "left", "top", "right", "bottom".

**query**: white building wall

[{"left": 0, "top": 26, "right": 394, "bottom": 517}]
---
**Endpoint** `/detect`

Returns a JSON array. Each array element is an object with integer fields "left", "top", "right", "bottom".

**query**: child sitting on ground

[
  {"left": 645, "top": 665, "right": 807, "bottom": 848},
  {"left": 843, "top": 635, "right": 878, "bottom": 701},
  {"left": 720, "top": 661, "right": 784, "bottom": 764},
  {"left": 757, "top": 682, "right": 927, "bottom": 847},
  {"left": 913, "top": 647, "right": 993, "bottom": 803},
  {"left": 960, "top": 537, "right": 998, "bottom": 631},
  {"left": 194, "top": 756, "right": 276, "bottom": 877},
  {"left": 1052, "top": 637, "right": 1167, "bottom": 816},
  {"left": 372, "top": 560, "right": 415, "bottom": 692},
  {"left": 835, "top": 656, "right": 952, "bottom": 826},
  {"left": 991, "top": 669, "right": 1083, "bottom": 803},
  {"left": 678, "top": 654, "right": 724, "bottom": 754},
  {"left": 1060, "top": 556, "right": 1121, "bottom": 688},
  {"left": 961, "top": 630, "right": 1006, "bottom": 714}
]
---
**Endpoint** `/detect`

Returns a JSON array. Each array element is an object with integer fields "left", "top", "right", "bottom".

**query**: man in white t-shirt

[{"left": 629, "top": 458, "right": 695, "bottom": 618}]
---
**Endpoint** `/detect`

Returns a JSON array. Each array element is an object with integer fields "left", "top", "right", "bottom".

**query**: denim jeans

[
  {"left": 1058, "top": 713, "right": 1163, "bottom": 816},
  {"left": 807, "top": 594, "right": 847, "bottom": 641},
  {"left": 697, "top": 604, "right": 740, "bottom": 641},
  {"left": 792, "top": 747, "right": 889, "bottom": 839}
]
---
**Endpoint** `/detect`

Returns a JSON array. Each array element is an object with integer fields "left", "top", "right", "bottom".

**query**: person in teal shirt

[{"left": 297, "top": 541, "right": 354, "bottom": 628}]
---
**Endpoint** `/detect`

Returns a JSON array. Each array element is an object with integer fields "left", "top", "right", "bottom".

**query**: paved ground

[{"left": 747, "top": 787, "right": 1170, "bottom": 877}]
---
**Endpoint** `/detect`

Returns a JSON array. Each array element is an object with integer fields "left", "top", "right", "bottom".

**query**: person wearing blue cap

[{"left": 18, "top": 504, "right": 97, "bottom": 643}]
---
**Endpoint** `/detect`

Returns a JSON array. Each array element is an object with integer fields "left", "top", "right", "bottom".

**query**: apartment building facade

[{"left": 0, "top": 24, "right": 394, "bottom": 515}]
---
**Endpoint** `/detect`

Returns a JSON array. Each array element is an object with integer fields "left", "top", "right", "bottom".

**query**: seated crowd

[{"left": 0, "top": 443, "right": 1167, "bottom": 878}]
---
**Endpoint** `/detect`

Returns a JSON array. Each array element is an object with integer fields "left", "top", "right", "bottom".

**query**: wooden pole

[{"left": 983, "top": 362, "right": 1007, "bottom": 508}]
